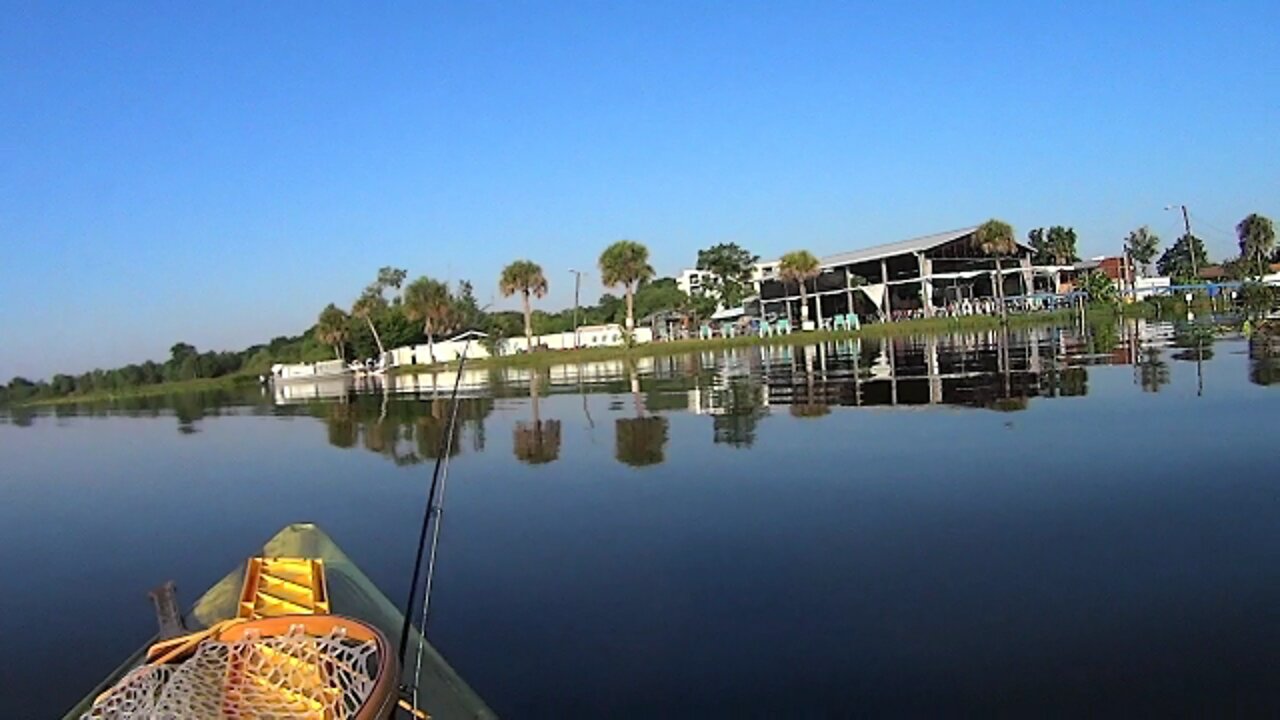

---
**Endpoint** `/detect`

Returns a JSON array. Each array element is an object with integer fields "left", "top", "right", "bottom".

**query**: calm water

[{"left": 3, "top": 322, "right": 1279, "bottom": 717}]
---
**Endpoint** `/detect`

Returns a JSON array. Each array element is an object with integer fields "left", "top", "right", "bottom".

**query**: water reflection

[
  {"left": 1138, "top": 348, "right": 1171, "bottom": 393},
  {"left": 514, "top": 373, "right": 561, "bottom": 465},
  {"left": 615, "top": 366, "right": 669, "bottom": 467},
  {"left": 9, "top": 321, "right": 1272, "bottom": 447},
  {"left": 1249, "top": 336, "right": 1280, "bottom": 386}
]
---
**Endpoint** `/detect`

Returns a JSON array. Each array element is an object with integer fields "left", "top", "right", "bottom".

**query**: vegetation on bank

[
  {"left": 391, "top": 308, "right": 1081, "bottom": 374},
  {"left": 10, "top": 372, "right": 261, "bottom": 407},
  {"left": 6, "top": 211, "right": 1275, "bottom": 408}
]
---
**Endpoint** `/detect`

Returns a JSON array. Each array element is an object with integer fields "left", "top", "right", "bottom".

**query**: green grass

[
  {"left": 13, "top": 372, "right": 261, "bottom": 407},
  {"left": 393, "top": 309, "right": 1080, "bottom": 374}
]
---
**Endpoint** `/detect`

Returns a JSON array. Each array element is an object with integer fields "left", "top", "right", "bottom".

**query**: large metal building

[{"left": 754, "top": 226, "right": 1035, "bottom": 325}]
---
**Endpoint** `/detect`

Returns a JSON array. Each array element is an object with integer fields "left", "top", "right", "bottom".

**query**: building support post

[
  {"left": 881, "top": 259, "right": 893, "bottom": 321},
  {"left": 1020, "top": 255, "right": 1033, "bottom": 302},
  {"left": 918, "top": 253, "right": 934, "bottom": 317}
]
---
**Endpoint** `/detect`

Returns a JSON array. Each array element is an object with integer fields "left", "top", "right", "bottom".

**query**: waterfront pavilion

[{"left": 756, "top": 227, "right": 1036, "bottom": 325}]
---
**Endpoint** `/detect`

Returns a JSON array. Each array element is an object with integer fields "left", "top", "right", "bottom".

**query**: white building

[
  {"left": 498, "top": 324, "right": 653, "bottom": 354},
  {"left": 389, "top": 330, "right": 492, "bottom": 367},
  {"left": 388, "top": 324, "right": 654, "bottom": 368}
]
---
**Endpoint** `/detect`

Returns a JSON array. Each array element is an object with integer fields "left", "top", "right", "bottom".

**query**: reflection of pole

[
  {"left": 569, "top": 269, "right": 585, "bottom": 348},
  {"left": 1196, "top": 343, "right": 1204, "bottom": 397}
]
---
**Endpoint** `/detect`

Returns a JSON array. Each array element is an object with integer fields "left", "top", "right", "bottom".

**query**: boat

[{"left": 65, "top": 523, "right": 496, "bottom": 719}]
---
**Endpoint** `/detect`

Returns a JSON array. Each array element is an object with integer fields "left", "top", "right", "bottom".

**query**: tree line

[
  {"left": 2, "top": 239, "right": 706, "bottom": 405},
  {"left": 4, "top": 214, "right": 1274, "bottom": 406},
  {"left": 1123, "top": 212, "right": 1276, "bottom": 283}
]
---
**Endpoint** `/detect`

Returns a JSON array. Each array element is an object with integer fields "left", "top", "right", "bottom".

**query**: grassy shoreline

[
  {"left": 11, "top": 373, "right": 260, "bottom": 408},
  {"left": 392, "top": 308, "right": 1081, "bottom": 374},
  {"left": 13, "top": 304, "right": 1170, "bottom": 407}
]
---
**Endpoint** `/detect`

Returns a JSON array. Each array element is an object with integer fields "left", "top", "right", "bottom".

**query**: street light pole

[{"left": 569, "top": 269, "right": 585, "bottom": 348}]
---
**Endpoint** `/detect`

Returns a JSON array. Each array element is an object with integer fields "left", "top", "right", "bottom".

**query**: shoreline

[
  {"left": 10, "top": 304, "right": 1176, "bottom": 408},
  {"left": 9, "top": 373, "right": 260, "bottom": 409},
  {"left": 391, "top": 308, "right": 1081, "bottom": 374}
]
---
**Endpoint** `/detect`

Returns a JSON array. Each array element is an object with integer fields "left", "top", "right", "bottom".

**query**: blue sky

[{"left": 2, "top": 1, "right": 1277, "bottom": 379}]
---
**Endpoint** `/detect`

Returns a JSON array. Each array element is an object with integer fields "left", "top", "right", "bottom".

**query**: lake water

[{"left": 3, "top": 321, "right": 1279, "bottom": 717}]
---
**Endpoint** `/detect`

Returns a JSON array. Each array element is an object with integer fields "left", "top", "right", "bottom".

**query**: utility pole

[
  {"left": 1166, "top": 204, "right": 1198, "bottom": 278},
  {"left": 569, "top": 269, "right": 585, "bottom": 348}
]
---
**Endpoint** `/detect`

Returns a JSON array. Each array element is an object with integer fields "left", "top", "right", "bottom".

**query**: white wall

[
  {"left": 390, "top": 341, "right": 491, "bottom": 367},
  {"left": 497, "top": 324, "right": 652, "bottom": 356}
]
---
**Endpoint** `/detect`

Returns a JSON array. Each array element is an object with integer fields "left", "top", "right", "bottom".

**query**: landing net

[{"left": 83, "top": 625, "right": 381, "bottom": 719}]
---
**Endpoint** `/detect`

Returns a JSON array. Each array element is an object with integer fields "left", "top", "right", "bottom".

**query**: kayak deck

[{"left": 64, "top": 523, "right": 496, "bottom": 719}]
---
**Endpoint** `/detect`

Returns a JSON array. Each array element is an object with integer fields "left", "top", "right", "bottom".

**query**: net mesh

[{"left": 83, "top": 626, "right": 381, "bottom": 719}]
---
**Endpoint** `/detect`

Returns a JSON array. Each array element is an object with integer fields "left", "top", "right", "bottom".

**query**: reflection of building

[{"left": 703, "top": 330, "right": 1073, "bottom": 411}]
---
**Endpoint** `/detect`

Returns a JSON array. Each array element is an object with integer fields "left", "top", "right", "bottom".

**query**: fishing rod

[{"left": 397, "top": 335, "right": 474, "bottom": 669}]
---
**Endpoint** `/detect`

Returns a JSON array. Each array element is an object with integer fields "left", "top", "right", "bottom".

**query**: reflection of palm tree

[
  {"left": 1057, "top": 366, "right": 1088, "bottom": 397},
  {"left": 615, "top": 366, "right": 668, "bottom": 467},
  {"left": 514, "top": 373, "right": 561, "bottom": 464},
  {"left": 713, "top": 378, "right": 764, "bottom": 447},
  {"left": 1138, "top": 348, "right": 1171, "bottom": 392},
  {"left": 1249, "top": 337, "right": 1280, "bottom": 386},
  {"left": 790, "top": 346, "right": 830, "bottom": 418},
  {"left": 326, "top": 403, "right": 357, "bottom": 448},
  {"left": 415, "top": 399, "right": 461, "bottom": 460}
]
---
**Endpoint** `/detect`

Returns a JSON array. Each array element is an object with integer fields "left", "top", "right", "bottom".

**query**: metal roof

[{"left": 758, "top": 225, "right": 1030, "bottom": 270}]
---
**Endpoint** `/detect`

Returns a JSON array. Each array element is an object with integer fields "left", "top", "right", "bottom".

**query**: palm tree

[
  {"left": 778, "top": 250, "right": 820, "bottom": 328},
  {"left": 404, "top": 276, "right": 455, "bottom": 364},
  {"left": 499, "top": 260, "right": 548, "bottom": 349},
  {"left": 350, "top": 267, "right": 407, "bottom": 358},
  {"left": 352, "top": 286, "right": 387, "bottom": 356},
  {"left": 973, "top": 219, "right": 1018, "bottom": 321},
  {"left": 598, "top": 240, "right": 655, "bottom": 336},
  {"left": 1124, "top": 226, "right": 1160, "bottom": 277},
  {"left": 1237, "top": 213, "right": 1276, "bottom": 277},
  {"left": 315, "top": 303, "right": 350, "bottom": 360}
]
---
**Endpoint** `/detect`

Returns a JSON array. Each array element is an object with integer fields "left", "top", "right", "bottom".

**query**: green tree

[
  {"left": 1236, "top": 213, "right": 1275, "bottom": 278},
  {"left": 499, "top": 260, "right": 548, "bottom": 348},
  {"left": 404, "top": 276, "right": 456, "bottom": 363},
  {"left": 1026, "top": 227, "right": 1049, "bottom": 264},
  {"left": 778, "top": 250, "right": 820, "bottom": 327},
  {"left": 1156, "top": 234, "right": 1208, "bottom": 283},
  {"left": 1080, "top": 270, "right": 1117, "bottom": 304},
  {"left": 599, "top": 240, "right": 655, "bottom": 335},
  {"left": 315, "top": 304, "right": 350, "bottom": 360},
  {"left": 377, "top": 266, "right": 408, "bottom": 297},
  {"left": 352, "top": 287, "right": 387, "bottom": 356},
  {"left": 973, "top": 219, "right": 1018, "bottom": 320},
  {"left": 633, "top": 277, "right": 689, "bottom": 320},
  {"left": 348, "top": 267, "right": 406, "bottom": 358},
  {"left": 1027, "top": 226, "right": 1076, "bottom": 264},
  {"left": 170, "top": 342, "right": 196, "bottom": 363},
  {"left": 1124, "top": 226, "right": 1160, "bottom": 276},
  {"left": 453, "top": 280, "right": 484, "bottom": 330},
  {"left": 695, "top": 242, "right": 759, "bottom": 309},
  {"left": 1047, "top": 226, "right": 1079, "bottom": 264}
]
